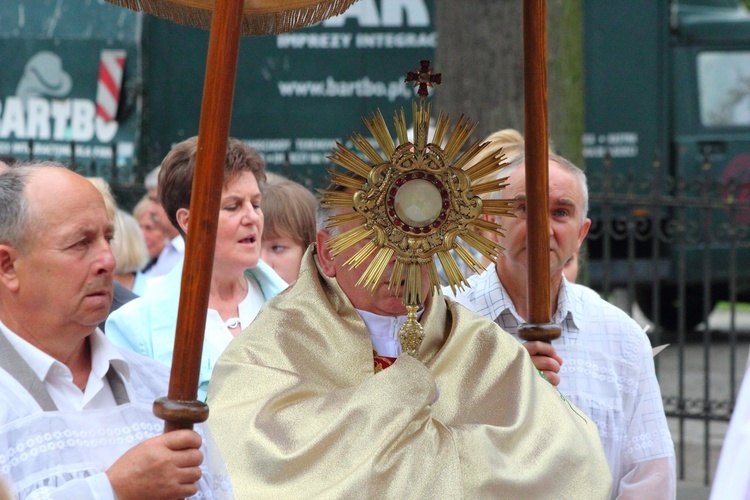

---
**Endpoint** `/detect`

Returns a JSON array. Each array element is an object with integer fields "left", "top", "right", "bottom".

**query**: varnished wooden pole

[
  {"left": 518, "top": 0, "right": 561, "bottom": 342},
  {"left": 152, "top": 0, "right": 244, "bottom": 432}
]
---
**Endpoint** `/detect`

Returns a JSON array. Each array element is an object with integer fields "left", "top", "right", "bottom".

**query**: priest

[
  {"left": 208, "top": 86, "right": 612, "bottom": 497},
  {"left": 207, "top": 205, "right": 613, "bottom": 498}
]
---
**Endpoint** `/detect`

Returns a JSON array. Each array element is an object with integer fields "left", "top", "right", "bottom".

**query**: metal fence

[{"left": 583, "top": 155, "right": 750, "bottom": 486}]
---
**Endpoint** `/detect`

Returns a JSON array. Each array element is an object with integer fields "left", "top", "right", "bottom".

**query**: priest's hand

[
  {"left": 523, "top": 341, "right": 563, "bottom": 386},
  {"left": 106, "top": 429, "right": 204, "bottom": 499}
]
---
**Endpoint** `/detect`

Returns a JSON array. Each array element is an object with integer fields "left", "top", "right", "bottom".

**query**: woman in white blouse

[{"left": 105, "top": 137, "right": 287, "bottom": 400}]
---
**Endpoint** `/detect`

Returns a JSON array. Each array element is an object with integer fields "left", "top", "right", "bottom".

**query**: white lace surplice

[{"left": 0, "top": 349, "right": 232, "bottom": 499}]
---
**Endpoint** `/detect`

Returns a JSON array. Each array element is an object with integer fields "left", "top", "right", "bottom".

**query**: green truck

[{"left": 583, "top": 0, "right": 750, "bottom": 330}]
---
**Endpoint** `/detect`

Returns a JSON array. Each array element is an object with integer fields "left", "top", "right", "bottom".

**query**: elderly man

[
  {"left": 0, "top": 164, "right": 230, "bottom": 499},
  {"left": 207, "top": 189, "right": 612, "bottom": 498},
  {"left": 142, "top": 165, "right": 184, "bottom": 278},
  {"left": 450, "top": 153, "right": 676, "bottom": 499}
]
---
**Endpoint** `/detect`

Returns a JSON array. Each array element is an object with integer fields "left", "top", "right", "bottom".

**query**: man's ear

[
  {"left": 0, "top": 244, "right": 20, "bottom": 292},
  {"left": 176, "top": 208, "right": 190, "bottom": 234},
  {"left": 316, "top": 229, "right": 337, "bottom": 277},
  {"left": 577, "top": 218, "right": 592, "bottom": 247}
]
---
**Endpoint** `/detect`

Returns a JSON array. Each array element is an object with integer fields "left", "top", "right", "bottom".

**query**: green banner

[{"left": 1, "top": 0, "right": 435, "bottom": 188}]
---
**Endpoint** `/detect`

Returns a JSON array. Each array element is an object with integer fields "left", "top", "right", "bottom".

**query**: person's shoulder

[
  {"left": 247, "top": 259, "right": 289, "bottom": 298},
  {"left": 112, "top": 282, "right": 138, "bottom": 309},
  {"left": 116, "top": 345, "right": 169, "bottom": 370},
  {"left": 115, "top": 347, "right": 171, "bottom": 399},
  {"left": 106, "top": 287, "right": 180, "bottom": 356},
  {"left": 566, "top": 282, "right": 652, "bottom": 348},
  {"left": 565, "top": 281, "right": 605, "bottom": 301},
  {"left": 568, "top": 282, "right": 637, "bottom": 321},
  {"left": 444, "top": 295, "right": 519, "bottom": 345},
  {"left": 109, "top": 274, "right": 180, "bottom": 321},
  {"left": 444, "top": 267, "right": 496, "bottom": 304},
  {"left": 106, "top": 293, "right": 150, "bottom": 330},
  {"left": 0, "top": 366, "right": 38, "bottom": 423}
]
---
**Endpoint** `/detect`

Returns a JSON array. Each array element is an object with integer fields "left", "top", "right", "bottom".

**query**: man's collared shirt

[
  {"left": 448, "top": 266, "right": 676, "bottom": 499},
  {"left": 0, "top": 322, "right": 128, "bottom": 411}
]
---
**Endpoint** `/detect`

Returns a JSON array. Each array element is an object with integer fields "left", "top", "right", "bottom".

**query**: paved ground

[
  {"left": 653, "top": 303, "right": 750, "bottom": 499},
  {"left": 677, "top": 480, "right": 711, "bottom": 499}
]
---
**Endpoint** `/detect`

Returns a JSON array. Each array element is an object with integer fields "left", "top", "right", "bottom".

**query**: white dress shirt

[
  {"left": 143, "top": 234, "right": 184, "bottom": 279},
  {"left": 1, "top": 325, "right": 124, "bottom": 412}
]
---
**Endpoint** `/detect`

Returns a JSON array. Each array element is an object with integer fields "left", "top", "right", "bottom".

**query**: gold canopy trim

[{"left": 105, "top": 0, "right": 360, "bottom": 36}]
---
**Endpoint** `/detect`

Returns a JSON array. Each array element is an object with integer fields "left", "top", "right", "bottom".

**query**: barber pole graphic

[{"left": 96, "top": 49, "right": 126, "bottom": 122}]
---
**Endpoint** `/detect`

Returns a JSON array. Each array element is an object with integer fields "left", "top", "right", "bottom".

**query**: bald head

[
  {"left": 39, "top": 169, "right": 111, "bottom": 248},
  {"left": 0, "top": 164, "right": 110, "bottom": 252}
]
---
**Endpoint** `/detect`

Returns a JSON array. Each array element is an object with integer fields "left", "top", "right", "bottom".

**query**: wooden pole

[
  {"left": 518, "top": 0, "right": 561, "bottom": 342},
  {"left": 152, "top": 0, "right": 244, "bottom": 432}
]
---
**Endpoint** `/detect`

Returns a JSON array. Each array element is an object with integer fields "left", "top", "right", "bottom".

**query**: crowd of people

[{"left": 0, "top": 126, "right": 747, "bottom": 498}]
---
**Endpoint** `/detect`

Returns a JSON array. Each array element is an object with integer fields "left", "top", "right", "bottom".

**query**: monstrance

[{"left": 319, "top": 60, "right": 515, "bottom": 356}]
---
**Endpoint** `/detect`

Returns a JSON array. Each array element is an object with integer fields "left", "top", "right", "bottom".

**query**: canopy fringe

[{"left": 105, "top": 0, "right": 358, "bottom": 36}]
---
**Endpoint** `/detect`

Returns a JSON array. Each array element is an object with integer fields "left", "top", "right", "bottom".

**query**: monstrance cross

[{"left": 405, "top": 60, "right": 442, "bottom": 97}]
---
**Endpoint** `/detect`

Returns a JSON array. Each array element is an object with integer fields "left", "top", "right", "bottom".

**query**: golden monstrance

[{"left": 319, "top": 60, "right": 515, "bottom": 356}]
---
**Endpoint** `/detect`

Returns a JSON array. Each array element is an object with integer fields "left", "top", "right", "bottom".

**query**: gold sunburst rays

[
  {"left": 464, "top": 150, "right": 509, "bottom": 181},
  {"left": 355, "top": 246, "right": 394, "bottom": 292},
  {"left": 349, "top": 134, "right": 384, "bottom": 164},
  {"left": 443, "top": 115, "right": 477, "bottom": 163},
  {"left": 326, "top": 225, "right": 374, "bottom": 257},
  {"left": 324, "top": 210, "right": 366, "bottom": 229},
  {"left": 388, "top": 259, "right": 442, "bottom": 302},
  {"left": 319, "top": 97, "right": 514, "bottom": 312},
  {"left": 482, "top": 198, "right": 517, "bottom": 217},
  {"left": 363, "top": 109, "right": 397, "bottom": 158},
  {"left": 326, "top": 170, "right": 365, "bottom": 190},
  {"left": 469, "top": 217, "right": 507, "bottom": 239},
  {"left": 318, "top": 187, "right": 355, "bottom": 208},
  {"left": 327, "top": 143, "right": 372, "bottom": 178}
]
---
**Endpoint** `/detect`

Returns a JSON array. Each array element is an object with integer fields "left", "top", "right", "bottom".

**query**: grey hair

[
  {"left": 316, "top": 182, "right": 352, "bottom": 236},
  {"left": 316, "top": 201, "right": 340, "bottom": 236},
  {"left": 496, "top": 153, "right": 589, "bottom": 222},
  {"left": 0, "top": 163, "right": 58, "bottom": 252},
  {"left": 112, "top": 209, "right": 150, "bottom": 274},
  {"left": 144, "top": 166, "right": 160, "bottom": 191}
]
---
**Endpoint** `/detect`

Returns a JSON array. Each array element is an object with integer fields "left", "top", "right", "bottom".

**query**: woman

[
  {"left": 112, "top": 208, "right": 151, "bottom": 295},
  {"left": 106, "top": 136, "right": 287, "bottom": 400},
  {"left": 132, "top": 194, "right": 167, "bottom": 272}
]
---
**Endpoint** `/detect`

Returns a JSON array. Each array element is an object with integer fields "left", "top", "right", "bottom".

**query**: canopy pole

[
  {"left": 152, "top": 0, "right": 244, "bottom": 432},
  {"left": 518, "top": 0, "right": 561, "bottom": 343}
]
